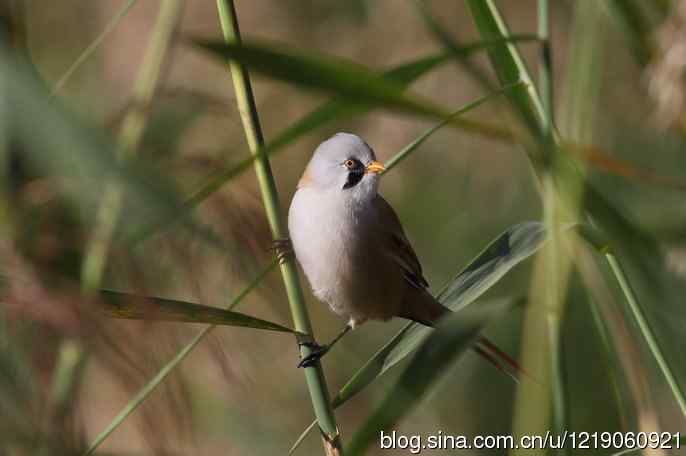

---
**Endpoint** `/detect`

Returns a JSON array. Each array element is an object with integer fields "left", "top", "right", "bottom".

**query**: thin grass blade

[
  {"left": 384, "top": 81, "right": 525, "bottom": 172},
  {"left": 51, "top": 0, "right": 139, "bottom": 95},
  {"left": 605, "top": 254, "right": 686, "bottom": 417},
  {"left": 1, "top": 43, "right": 217, "bottom": 249},
  {"left": 195, "top": 39, "right": 451, "bottom": 118}
]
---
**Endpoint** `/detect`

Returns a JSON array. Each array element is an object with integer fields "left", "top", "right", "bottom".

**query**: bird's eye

[{"left": 344, "top": 159, "right": 356, "bottom": 169}]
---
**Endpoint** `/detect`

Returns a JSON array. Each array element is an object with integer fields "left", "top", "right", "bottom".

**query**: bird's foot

[
  {"left": 296, "top": 336, "right": 329, "bottom": 368},
  {"left": 270, "top": 238, "right": 293, "bottom": 264}
]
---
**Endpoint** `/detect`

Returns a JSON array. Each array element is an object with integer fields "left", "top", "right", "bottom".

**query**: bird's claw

[
  {"left": 270, "top": 238, "right": 293, "bottom": 264},
  {"left": 297, "top": 342, "right": 329, "bottom": 368}
]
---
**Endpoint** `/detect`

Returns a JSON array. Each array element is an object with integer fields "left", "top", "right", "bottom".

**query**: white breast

[{"left": 288, "top": 187, "right": 358, "bottom": 316}]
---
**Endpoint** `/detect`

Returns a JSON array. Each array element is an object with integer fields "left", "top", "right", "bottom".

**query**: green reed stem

[
  {"left": 80, "top": 0, "right": 184, "bottom": 294},
  {"left": 215, "top": 1, "right": 342, "bottom": 453},
  {"left": 538, "top": 1, "right": 568, "bottom": 452}
]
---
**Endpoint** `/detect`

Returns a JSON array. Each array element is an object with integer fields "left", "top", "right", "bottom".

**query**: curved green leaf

[
  {"left": 84, "top": 261, "right": 276, "bottom": 455},
  {"left": 101, "top": 290, "right": 294, "bottom": 333},
  {"left": 346, "top": 299, "right": 512, "bottom": 456},
  {"left": 195, "top": 39, "right": 451, "bottom": 119}
]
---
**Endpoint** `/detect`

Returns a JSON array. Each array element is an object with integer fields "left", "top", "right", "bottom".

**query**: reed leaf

[
  {"left": 100, "top": 290, "right": 295, "bottom": 333},
  {"left": 83, "top": 260, "right": 277, "bottom": 455},
  {"left": 346, "top": 300, "right": 512, "bottom": 456}
]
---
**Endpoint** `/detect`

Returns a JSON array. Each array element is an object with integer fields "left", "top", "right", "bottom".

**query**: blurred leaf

[
  {"left": 346, "top": 299, "right": 512, "bottom": 456},
  {"left": 290, "top": 222, "right": 548, "bottom": 454},
  {"left": 194, "top": 39, "right": 517, "bottom": 140},
  {"left": 0, "top": 44, "right": 222, "bottom": 249},
  {"left": 604, "top": 0, "right": 656, "bottom": 66},
  {"left": 101, "top": 290, "right": 295, "bottom": 333},
  {"left": 195, "top": 39, "right": 450, "bottom": 118},
  {"left": 266, "top": 51, "right": 452, "bottom": 154},
  {"left": 138, "top": 90, "right": 216, "bottom": 160},
  {"left": 384, "top": 81, "right": 525, "bottom": 173},
  {"left": 582, "top": 183, "right": 663, "bottom": 283},
  {"left": 581, "top": 145, "right": 686, "bottom": 192}
]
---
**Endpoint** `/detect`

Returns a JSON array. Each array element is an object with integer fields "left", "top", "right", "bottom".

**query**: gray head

[{"left": 299, "top": 133, "right": 385, "bottom": 199}]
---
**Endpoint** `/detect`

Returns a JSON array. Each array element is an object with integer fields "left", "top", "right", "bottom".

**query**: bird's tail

[{"left": 400, "top": 290, "right": 524, "bottom": 381}]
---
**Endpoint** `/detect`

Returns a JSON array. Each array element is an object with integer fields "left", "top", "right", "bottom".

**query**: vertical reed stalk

[
  {"left": 214, "top": 1, "right": 342, "bottom": 454},
  {"left": 538, "top": 0, "right": 568, "bottom": 449},
  {"left": 475, "top": 1, "right": 573, "bottom": 453},
  {"left": 80, "top": 0, "right": 184, "bottom": 293}
]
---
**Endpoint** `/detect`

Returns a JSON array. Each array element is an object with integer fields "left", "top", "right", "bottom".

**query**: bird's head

[{"left": 298, "top": 133, "right": 385, "bottom": 203}]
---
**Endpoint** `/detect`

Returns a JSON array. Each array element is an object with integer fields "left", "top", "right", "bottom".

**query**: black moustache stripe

[{"left": 342, "top": 169, "right": 364, "bottom": 189}]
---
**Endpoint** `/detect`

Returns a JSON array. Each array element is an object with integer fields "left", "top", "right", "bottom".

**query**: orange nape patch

[{"left": 297, "top": 168, "right": 313, "bottom": 188}]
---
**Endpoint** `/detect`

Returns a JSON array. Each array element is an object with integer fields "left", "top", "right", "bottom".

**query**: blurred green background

[{"left": 2, "top": 0, "right": 686, "bottom": 454}]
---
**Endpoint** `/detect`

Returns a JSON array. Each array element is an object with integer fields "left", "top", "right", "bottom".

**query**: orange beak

[{"left": 365, "top": 160, "right": 386, "bottom": 175}]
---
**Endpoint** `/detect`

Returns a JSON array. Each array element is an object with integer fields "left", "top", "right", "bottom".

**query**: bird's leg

[
  {"left": 270, "top": 237, "right": 293, "bottom": 264},
  {"left": 297, "top": 323, "right": 352, "bottom": 368}
]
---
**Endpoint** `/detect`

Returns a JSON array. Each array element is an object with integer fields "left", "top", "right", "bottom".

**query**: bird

[{"left": 287, "top": 132, "right": 519, "bottom": 377}]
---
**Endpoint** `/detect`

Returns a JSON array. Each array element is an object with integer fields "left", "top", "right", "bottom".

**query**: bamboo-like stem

[
  {"left": 495, "top": 0, "right": 560, "bottom": 452},
  {"left": 214, "top": 1, "right": 342, "bottom": 454},
  {"left": 605, "top": 253, "right": 686, "bottom": 417},
  {"left": 538, "top": 0, "right": 568, "bottom": 450},
  {"left": 80, "top": 0, "right": 184, "bottom": 293}
]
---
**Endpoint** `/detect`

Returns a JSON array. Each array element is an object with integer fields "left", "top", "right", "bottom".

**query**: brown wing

[{"left": 374, "top": 195, "right": 429, "bottom": 290}]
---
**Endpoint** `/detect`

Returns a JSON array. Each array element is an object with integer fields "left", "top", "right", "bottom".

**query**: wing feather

[{"left": 374, "top": 195, "right": 429, "bottom": 290}]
